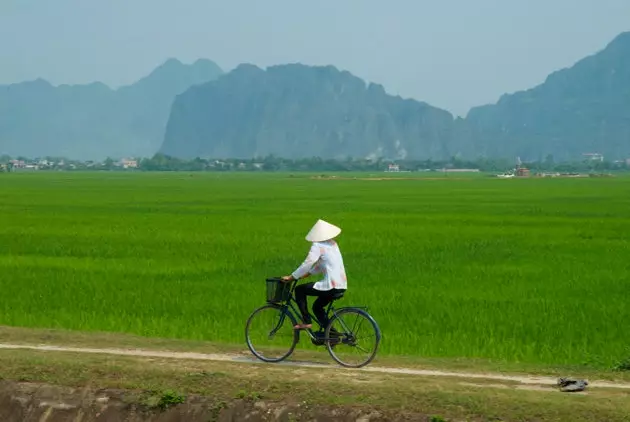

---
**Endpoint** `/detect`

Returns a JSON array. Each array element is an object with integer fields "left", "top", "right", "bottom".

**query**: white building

[
  {"left": 582, "top": 153, "right": 604, "bottom": 162},
  {"left": 119, "top": 158, "right": 139, "bottom": 169}
]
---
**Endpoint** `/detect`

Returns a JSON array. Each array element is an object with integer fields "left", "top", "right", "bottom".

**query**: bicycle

[{"left": 245, "top": 277, "right": 381, "bottom": 368}]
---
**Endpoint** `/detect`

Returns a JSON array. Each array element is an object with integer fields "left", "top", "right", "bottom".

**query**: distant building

[
  {"left": 387, "top": 163, "right": 400, "bottom": 172},
  {"left": 516, "top": 167, "right": 530, "bottom": 177},
  {"left": 9, "top": 159, "right": 39, "bottom": 171},
  {"left": 440, "top": 168, "right": 480, "bottom": 173},
  {"left": 119, "top": 158, "right": 138, "bottom": 169},
  {"left": 582, "top": 153, "right": 604, "bottom": 162}
]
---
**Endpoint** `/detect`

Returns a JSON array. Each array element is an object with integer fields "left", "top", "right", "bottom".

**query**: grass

[
  {"left": 1, "top": 346, "right": 630, "bottom": 421},
  {"left": 1, "top": 171, "right": 630, "bottom": 369}
]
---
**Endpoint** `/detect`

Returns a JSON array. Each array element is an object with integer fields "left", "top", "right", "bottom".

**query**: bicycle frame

[{"left": 273, "top": 279, "right": 368, "bottom": 342}]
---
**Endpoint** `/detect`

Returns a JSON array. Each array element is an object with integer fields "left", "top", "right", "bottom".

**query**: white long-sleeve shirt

[{"left": 291, "top": 240, "right": 348, "bottom": 291}]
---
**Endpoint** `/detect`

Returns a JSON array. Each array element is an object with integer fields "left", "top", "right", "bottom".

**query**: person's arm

[
  {"left": 309, "top": 261, "right": 324, "bottom": 275},
  {"left": 284, "top": 243, "right": 322, "bottom": 281}
]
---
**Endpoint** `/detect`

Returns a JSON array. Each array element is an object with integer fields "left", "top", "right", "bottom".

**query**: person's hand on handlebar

[
  {"left": 281, "top": 273, "right": 310, "bottom": 283},
  {"left": 281, "top": 275, "right": 294, "bottom": 283}
]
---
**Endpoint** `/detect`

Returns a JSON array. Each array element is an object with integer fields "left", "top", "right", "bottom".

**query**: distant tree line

[
  {"left": 111, "top": 153, "right": 630, "bottom": 173},
  {"left": 2, "top": 153, "right": 628, "bottom": 173}
]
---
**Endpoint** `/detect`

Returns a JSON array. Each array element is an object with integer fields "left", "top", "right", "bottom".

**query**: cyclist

[{"left": 282, "top": 219, "right": 347, "bottom": 330}]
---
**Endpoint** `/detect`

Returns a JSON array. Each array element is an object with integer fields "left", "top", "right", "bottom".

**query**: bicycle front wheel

[
  {"left": 245, "top": 304, "right": 299, "bottom": 363},
  {"left": 325, "top": 307, "right": 381, "bottom": 368}
]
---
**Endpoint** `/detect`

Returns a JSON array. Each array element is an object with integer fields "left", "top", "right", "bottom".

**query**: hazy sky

[{"left": 1, "top": 0, "right": 628, "bottom": 117}]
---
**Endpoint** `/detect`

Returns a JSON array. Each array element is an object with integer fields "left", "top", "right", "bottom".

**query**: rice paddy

[{"left": 1, "top": 171, "right": 629, "bottom": 368}]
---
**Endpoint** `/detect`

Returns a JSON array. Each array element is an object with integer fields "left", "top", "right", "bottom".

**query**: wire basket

[{"left": 266, "top": 277, "right": 291, "bottom": 303}]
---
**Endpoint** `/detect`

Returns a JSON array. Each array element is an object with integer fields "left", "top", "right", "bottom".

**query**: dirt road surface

[{"left": 0, "top": 342, "right": 628, "bottom": 391}]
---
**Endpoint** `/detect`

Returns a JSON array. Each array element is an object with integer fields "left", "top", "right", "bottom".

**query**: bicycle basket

[{"left": 266, "top": 278, "right": 291, "bottom": 303}]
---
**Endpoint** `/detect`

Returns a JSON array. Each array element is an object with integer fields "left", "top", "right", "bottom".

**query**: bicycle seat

[{"left": 331, "top": 291, "right": 345, "bottom": 300}]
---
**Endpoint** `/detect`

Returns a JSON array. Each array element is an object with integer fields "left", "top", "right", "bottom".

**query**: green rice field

[{"left": 1, "top": 171, "right": 629, "bottom": 368}]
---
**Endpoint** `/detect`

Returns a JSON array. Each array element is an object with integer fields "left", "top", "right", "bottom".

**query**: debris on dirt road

[{"left": 557, "top": 378, "right": 589, "bottom": 392}]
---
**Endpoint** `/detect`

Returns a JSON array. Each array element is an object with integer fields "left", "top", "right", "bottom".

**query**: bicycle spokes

[
  {"left": 245, "top": 305, "right": 299, "bottom": 362},
  {"left": 325, "top": 308, "right": 381, "bottom": 368}
]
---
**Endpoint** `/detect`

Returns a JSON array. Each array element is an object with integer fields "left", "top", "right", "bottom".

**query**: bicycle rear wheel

[
  {"left": 245, "top": 304, "right": 299, "bottom": 363},
  {"left": 325, "top": 307, "right": 381, "bottom": 368}
]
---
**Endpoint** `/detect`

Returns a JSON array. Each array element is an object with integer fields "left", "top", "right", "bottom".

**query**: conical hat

[{"left": 305, "top": 219, "right": 341, "bottom": 242}]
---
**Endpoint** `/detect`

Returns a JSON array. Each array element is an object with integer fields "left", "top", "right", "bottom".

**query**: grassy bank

[{"left": 0, "top": 327, "right": 629, "bottom": 421}]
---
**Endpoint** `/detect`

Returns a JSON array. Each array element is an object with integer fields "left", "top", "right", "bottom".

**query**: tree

[{"left": 103, "top": 157, "right": 115, "bottom": 170}]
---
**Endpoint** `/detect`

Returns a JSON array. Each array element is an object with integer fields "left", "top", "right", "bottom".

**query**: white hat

[{"left": 305, "top": 219, "right": 341, "bottom": 242}]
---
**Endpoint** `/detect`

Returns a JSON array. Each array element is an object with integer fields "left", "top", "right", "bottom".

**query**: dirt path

[{"left": 1, "top": 342, "right": 629, "bottom": 391}]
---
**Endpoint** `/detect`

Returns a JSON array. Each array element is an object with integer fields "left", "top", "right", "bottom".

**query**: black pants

[{"left": 295, "top": 282, "right": 344, "bottom": 327}]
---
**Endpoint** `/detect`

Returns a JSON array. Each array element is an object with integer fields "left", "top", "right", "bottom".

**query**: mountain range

[
  {"left": 2, "top": 32, "right": 630, "bottom": 161},
  {"left": 0, "top": 59, "right": 223, "bottom": 160},
  {"left": 161, "top": 63, "right": 455, "bottom": 160},
  {"left": 464, "top": 31, "right": 630, "bottom": 161}
]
